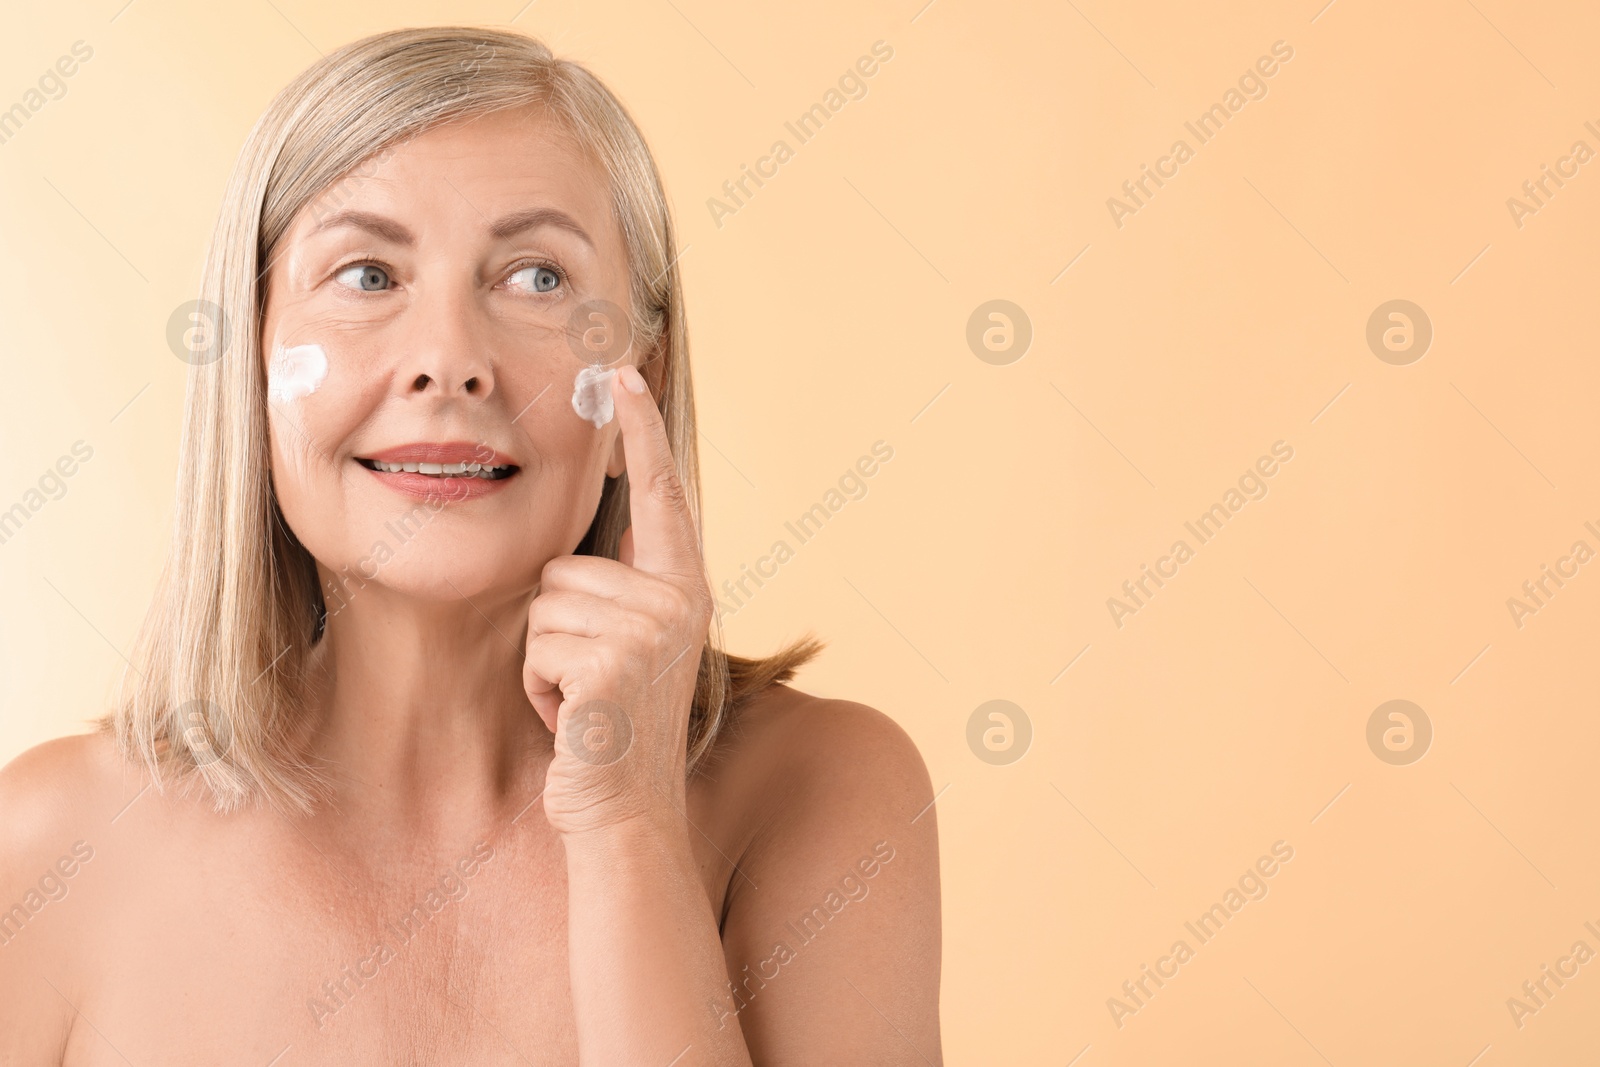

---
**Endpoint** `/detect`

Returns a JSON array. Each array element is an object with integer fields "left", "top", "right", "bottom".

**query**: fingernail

[{"left": 620, "top": 364, "right": 646, "bottom": 394}]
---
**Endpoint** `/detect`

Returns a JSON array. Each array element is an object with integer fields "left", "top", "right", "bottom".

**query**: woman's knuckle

[{"left": 647, "top": 467, "right": 687, "bottom": 509}]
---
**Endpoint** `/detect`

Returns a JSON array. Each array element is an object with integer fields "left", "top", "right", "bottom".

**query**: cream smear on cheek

[
  {"left": 571, "top": 365, "right": 617, "bottom": 428},
  {"left": 267, "top": 342, "right": 329, "bottom": 403}
]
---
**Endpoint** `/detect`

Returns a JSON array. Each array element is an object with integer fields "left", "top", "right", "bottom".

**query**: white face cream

[
  {"left": 267, "top": 343, "right": 328, "bottom": 404},
  {"left": 571, "top": 365, "right": 618, "bottom": 428}
]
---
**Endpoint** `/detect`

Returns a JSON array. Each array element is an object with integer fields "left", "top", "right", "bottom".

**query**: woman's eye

[
  {"left": 508, "top": 265, "right": 562, "bottom": 294},
  {"left": 335, "top": 264, "right": 391, "bottom": 291}
]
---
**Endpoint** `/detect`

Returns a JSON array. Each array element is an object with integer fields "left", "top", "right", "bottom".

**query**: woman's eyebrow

[
  {"left": 307, "top": 207, "right": 593, "bottom": 250},
  {"left": 309, "top": 210, "right": 414, "bottom": 245},
  {"left": 489, "top": 207, "right": 594, "bottom": 249}
]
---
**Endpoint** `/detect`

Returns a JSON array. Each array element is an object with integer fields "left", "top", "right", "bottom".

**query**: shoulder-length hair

[{"left": 99, "top": 25, "right": 821, "bottom": 816}]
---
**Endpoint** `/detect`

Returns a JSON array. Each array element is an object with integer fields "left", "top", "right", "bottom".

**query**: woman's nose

[{"left": 396, "top": 288, "right": 497, "bottom": 399}]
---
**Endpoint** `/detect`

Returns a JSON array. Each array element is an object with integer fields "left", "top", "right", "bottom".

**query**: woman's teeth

[{"left": 363, "top": 460, "right": 513, "bottom": 479}]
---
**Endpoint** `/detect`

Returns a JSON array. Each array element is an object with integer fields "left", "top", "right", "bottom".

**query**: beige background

[{"left": 3, "top": 0, "right": 1599, "bottom": 1062}]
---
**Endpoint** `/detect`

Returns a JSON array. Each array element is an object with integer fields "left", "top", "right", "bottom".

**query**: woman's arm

[
  {"left": 523, "top": 364, "right": 756, "bottom": 1063},
  {"left": 562, "top": 810, "right": 756, "bottom": 1066}
]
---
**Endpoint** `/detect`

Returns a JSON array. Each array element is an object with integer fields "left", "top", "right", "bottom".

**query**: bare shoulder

[
  {"left": 709, "top": 682, "right": 934, "bottom": 810},
  {"left": 0, "top": 732, "right": 134, "bottom": 854},
  {"left": 0, "top": 731, "right": 139, "bottom": 1064},
  {"left": 0, "top": 730, "right": 143, "bottom": 910},
  {"left": 690, "top": 680, "right": 941, "bottom": 893}
]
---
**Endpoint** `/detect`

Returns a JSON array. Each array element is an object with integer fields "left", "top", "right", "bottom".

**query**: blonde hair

[{"left": 99, "top": 26, "right": 822, "bottom": 816}]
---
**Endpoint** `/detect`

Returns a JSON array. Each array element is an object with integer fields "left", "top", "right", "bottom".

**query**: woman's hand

[{"left": 522, "top": 363, "right": 714, "bottom": 838}]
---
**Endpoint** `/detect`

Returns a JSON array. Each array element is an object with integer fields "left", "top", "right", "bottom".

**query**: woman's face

[{"left": 260, "top": 106, "right": 636, "bottom": 607}]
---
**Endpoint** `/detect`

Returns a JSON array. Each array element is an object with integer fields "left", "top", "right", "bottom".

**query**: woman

[{"left": 0, "top": 27, "right": 941, "bottom": 1065}]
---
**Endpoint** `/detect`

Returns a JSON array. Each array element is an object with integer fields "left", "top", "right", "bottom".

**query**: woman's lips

[{"left": 354, "top": 441, "right": 519, "bottom": 502}]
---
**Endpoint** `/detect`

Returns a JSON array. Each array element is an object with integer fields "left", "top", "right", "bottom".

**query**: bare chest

[{"left": 57, "top": 817, "right": 728, "bottom": 1066}]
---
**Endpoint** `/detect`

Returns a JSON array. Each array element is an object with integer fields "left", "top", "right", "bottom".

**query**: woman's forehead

[{"left": 291, "top": 107, "right": 615, "bottom": 248}]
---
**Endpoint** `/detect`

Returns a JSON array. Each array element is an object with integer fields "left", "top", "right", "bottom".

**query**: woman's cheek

[
  {"left": 267, "top": 340, "right": 328, "bottom": 403},
  {"left": 266, "top": 341, "right": 342, "bottom": 482},
  {"left": 264, "top": 338, "right": 367, "bottom": 552}
]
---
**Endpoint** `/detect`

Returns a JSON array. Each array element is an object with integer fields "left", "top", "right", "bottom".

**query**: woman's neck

[{"left": 301, "top": 580, "right": 551, "bottom": 841}]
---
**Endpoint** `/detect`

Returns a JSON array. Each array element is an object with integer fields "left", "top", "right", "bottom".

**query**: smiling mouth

[{"left": 355, "top": 458, "right": 519, "bottom": 480}]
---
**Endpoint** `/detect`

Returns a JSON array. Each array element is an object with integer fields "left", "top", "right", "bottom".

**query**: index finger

[{"left": 609, "top": 363, "right": 703, "bottom": 581}]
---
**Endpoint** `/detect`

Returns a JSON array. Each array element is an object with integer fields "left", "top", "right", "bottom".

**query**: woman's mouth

[{"left": 354, "top": 442, "right": 520, "bottom": 501}]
